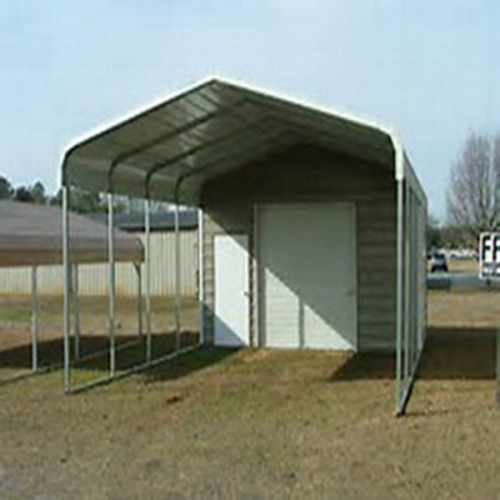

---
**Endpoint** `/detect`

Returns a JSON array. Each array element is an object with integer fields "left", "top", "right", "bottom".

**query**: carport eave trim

[{"left": 390, "top": 133, "right": 405, "bottom": 182}]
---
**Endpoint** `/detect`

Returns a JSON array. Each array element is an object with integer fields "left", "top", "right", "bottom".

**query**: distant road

[{"left": 427, "top": 272, "right": 500, "bottom": 291}]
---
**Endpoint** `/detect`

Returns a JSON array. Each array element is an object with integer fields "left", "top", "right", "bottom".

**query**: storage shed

[{"left": 62, "top": 78, "right": 426, "bottom": 414}]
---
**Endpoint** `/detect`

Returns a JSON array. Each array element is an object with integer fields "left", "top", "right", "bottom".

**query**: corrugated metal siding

[
  {"left": 356, "top": 192, "right": 396, "bottom": 350},
  {"left": 0, "top": 230, "right": 198, "bottom": 296},
  {"left": 201, "top": 144, "right": 397, "bottom": 352},
  {"left": 201, "top": 212, "right": 215, "bottom": 344}
]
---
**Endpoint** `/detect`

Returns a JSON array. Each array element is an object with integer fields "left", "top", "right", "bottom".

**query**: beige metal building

[
  {"left": 202, "top": 145, "right": 407, "bottom": 352},
  {"left": 0, "top": 227, "right": 197, "bottom": 297}
]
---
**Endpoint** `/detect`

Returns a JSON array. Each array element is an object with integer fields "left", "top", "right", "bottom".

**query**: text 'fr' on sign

[{"left": 480, "top": 233, "right": 500, "bottom": 278}]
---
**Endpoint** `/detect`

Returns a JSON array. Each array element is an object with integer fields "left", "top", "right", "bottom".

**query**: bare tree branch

[{"left": 446, "top": 132, "right": 498, "bottom": 240}]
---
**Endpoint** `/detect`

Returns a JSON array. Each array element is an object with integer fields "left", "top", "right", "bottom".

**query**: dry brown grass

[
  {"left": 447, "top": 259, "right": 479, "bottom": 273},
  {"left": 428, "top": 289, "right": 500, "bottom": 328},
  {"left": 426, "top": 258, "right": 478, "bottom": 273},
  {"left": 1, "top": 290, "right": 500, "bottom": 498}
]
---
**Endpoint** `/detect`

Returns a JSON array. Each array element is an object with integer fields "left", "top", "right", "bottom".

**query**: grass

[
  {"left": 0, "top": 297, "right": 32, "bottom": 323},
  {"left": 427, "top": 258, "right": 478, "bottom": 274},
  {"left": 0, "top": 293, "right": 199, "bottom": 383},
  {"left": 447, "top": 259, "right": 478, "bottom": 273},
  {"left": 428, "top": 288, "right": 500, "bottom": 328},
  {"left": 0, "top": 294, "right": 199, "bottom": 332},
  {"left": 0, "top": 290, "right": 500, "bottom": 498}
]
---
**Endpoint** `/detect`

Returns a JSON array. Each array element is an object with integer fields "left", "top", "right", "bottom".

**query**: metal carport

[
  {"left": 61, "top": 78, "right": 426, "bottom": 415},
  {"left": 0, "top": 200, "right": 143, "bottom": 380}
]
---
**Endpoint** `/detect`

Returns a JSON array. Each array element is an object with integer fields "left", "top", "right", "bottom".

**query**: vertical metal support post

[
  {"left": 395, "top": 177, "right": 404, "bottom": 414},
  {"left": 419, "top": 200, "right": 427, "bottom": 352},
  {"left": 404, "top": 183, "right": 411, "bottom": 385},
  {"left": 253, "top": 204, "right": 260, "bottom": 349},
  {"left": 73, "top": 263, "right": 81, "bottom": 359},
  {"left": 174, "top": 202, "right": 181, "bottom": 353},
  {"left": 108, "top": 192, "right": 116, "bottom": 376},
  {"left": 197, "top": 209, "right": 204, "bottom": 345},
  {"left": 412, "top": 197, "right": 419, "bottom": 362},
  {"left": 62, "top": 184, "right": 71, "bottom": 392},
  {"left": 31, "top": 266, "right": 39, "bottom": 372},
  {"left": 135, "top": 262, "right": 143, "bottom": 337},
  {"left": 497, "top": 329, "right": 500, "bottom": 409},
  {"left": 410, "top": 196, "right": 416, "bottom": 365},
  {"left": 145, "top": 198, "right": 152, "bottom": 362}
]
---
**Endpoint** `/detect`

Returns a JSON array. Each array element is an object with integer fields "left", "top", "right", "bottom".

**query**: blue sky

[{"left": 1, "top": 0, "right": 498, "bottom": 219}]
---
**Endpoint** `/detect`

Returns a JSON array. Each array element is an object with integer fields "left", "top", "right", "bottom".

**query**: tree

[
  {"left": 71, "top": 189, "right": 105, "bottom": 213},
  {"left": 446, "top": 132, "right": 500, "bottom": 240},
  {"left": 0, "top": 176, "right": 13, "bottom": 199},
  {"left": 30, "top": 181, "right": 46, "bottom": 204},
  {"left": 49, "top": 188, "right": 62, "bottom": 206},
  {"left": 13, "top": 185, "right": 34, "bottom": 202},
  {"left": 426, "top": 214, "right": 442, "bottom": 250},
  {"left": 440, "top": 224, "right": 470, "bottom": 249},
  {"left": 49, "top": 187, "right": 124, "bottom": 214}
]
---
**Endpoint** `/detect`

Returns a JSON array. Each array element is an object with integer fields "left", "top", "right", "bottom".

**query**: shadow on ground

[
  {"left": 1, "top": 327, "right": 496, "bottom": 387},
  {"left": 0, "top": 329, "right": 240, "bottom": 387},
  {"left": 329, "top": 327, "right": 495, "bottom": 382},
  {"left": 0, "top": 331, "right": 198, "bottom": 371},
  {"left": 144, "top": 346, "right": 239, "bottom": 383},
  {"left": 419, "top": 327, "right": 495, "bottom": 380}
]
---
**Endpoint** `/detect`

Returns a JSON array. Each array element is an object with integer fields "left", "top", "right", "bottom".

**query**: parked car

[{"left": 429, "top": 252, "right": 448, "bottom": 273}]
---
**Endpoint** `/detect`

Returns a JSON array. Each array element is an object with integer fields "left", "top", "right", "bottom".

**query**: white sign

[{"left": 480, "top": 232, "right": 500, "bottom": 279}]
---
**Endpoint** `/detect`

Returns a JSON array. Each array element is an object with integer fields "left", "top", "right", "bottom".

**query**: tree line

[
  {"left": 0, "top": 177, "right": 49, "bottom": 204},
  {"left": 0, "top": 176, "right": 117, "bottom": 213},
  {"left": 0, "top": 176, "right": 172, "bottom": 214}
]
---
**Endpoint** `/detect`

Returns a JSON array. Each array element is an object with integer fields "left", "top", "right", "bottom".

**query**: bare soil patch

[{"left": 1, "top": 290, "right": 500, "bottom": 498}]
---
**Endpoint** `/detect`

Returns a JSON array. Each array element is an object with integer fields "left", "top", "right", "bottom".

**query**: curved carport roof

[
  {"left": 0, "top": 201, "right": 144, "bottom": 267},
  {"left": 62, "top": 78, "right": 401, "bottom": 205}
]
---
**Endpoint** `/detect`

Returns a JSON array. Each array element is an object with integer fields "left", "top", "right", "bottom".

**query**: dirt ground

[{"left": 1, "top": 290, "right": 500, "bottom": 499}]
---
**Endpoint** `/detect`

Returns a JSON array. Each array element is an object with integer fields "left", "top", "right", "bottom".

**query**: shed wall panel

[{"left": 200, "top": 145, "right": 397, "bottom": 351}]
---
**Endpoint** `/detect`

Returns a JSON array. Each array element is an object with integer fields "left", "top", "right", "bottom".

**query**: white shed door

[
  {"left": 214, "top": 234, "right": 250, "bottom": 346},
  {"left": 260, "top": 204, "right": 357, "bottom": 350}
]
